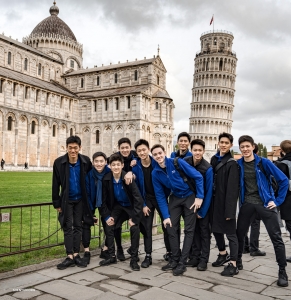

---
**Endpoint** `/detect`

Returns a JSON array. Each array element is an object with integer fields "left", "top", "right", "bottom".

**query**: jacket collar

[
  {"left": 103, "top": 170, "right": 127, "bottom": 181},
  {"left": 279, "top": 152, "right": 291, "bottom": 161},
  {"left": 61, "top": 153, "right": 86, "bottom": 164}
]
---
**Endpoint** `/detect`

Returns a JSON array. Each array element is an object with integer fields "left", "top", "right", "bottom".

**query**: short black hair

[
  {"left": 238, "top": 135, "right": 254, "bottom": 146},
  {"left": 177, "top": 132, "right": 191, "bottom": 143},
  {"left": 253, "top": 143, "right": 259, "bottom": 154},
  {"left": 118, "top": 137, "right": 131, "bottom": 148},
  {"left": 218, "top": 132, "right": 233, "bottom": 143},
  {"left": 109, "top": 153, "right": 124, "bottom": 164},
  {"left": 191, "top": 139, "right": 205, "bottom": 150},
  {"left": 92, "top": 151, "right": 107, "bottom": 161},
  {"left": 134, "top": 139, "right": 149, "bottom": 150},
  {"left": 66, "top": 135, "right": 81, "bottom": 146},
  {"left": 150, "top": 144, "right": 165, "bottom": 153}
]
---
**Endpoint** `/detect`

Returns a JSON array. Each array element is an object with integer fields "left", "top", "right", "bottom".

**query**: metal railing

[
  {"left": 195, "top": 50, "right": 236, "bottom": 57},
  {"left": 201, "top": 30, "right": 233, "bottom": 36}
]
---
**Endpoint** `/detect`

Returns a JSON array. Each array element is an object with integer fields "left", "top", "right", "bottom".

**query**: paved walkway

[{"left": 0, "top": 227, "right": 291, "bottom": 300}]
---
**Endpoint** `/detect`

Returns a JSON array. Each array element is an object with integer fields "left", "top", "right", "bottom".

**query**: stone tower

[{"left": 189, "top": 30, "right": 237, "bottom": 160}]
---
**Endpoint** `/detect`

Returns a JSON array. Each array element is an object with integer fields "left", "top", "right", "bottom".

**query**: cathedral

[{"left": 0, "top": 2, "right": 174, "bottom": 168}]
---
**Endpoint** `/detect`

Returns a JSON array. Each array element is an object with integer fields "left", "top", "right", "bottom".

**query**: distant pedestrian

[
  {"left": 1, "top": 158, "right": 5, "bottom": 170},
  {"left": 24, "top": 162, "right": 28, "bottom": 169},
  {"left": 170, "top": 132, "right": 192, "bottom": 159}
]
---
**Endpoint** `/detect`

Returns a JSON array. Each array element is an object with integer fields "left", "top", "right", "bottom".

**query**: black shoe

[
  {"left": 197, "top": 261, "right": 207, "bottom": 271},
  {"left": 163, "top": 252, "right": 172, "bottom": 261},
  {"left": 57, "top": 257, "right": 75, "bottom": 270},
  {"left": 83, "top": 251, "right": 91, "bottom": 265},
  {"left": 221, "top": 263, "right": 239, "bottom": 277},
  {"left": 237, "top": 259, "right": 243, "bottom": 270},
  {"left": 243, "top": 247, "right": 250, "bottom": 254},
  {"left": 74, "top": 254, "right": 87, "bottom": 268},
  {"left": 130, "top": 258, "right": 140, "bottom": 271},
  {"left": 277, "top": 269, "right": 289, "bottom": 287},
  {"left": 250, "top": 249, "right": 266, "bottom": 256},
  {"left": 141, "top": 256, "right": 152, "bottom": 268},
  {"left": 286, "top": 256, "right": 291, "bottom": 263},
  {"left": 126, "top": 247, "right": 140, "bottom": 262},
  {"left": 212, "top": 253, "right": 230, "bottom": 267},
  {"left": 186, "top": 257, "right": 200, "bottom": 267},
  {"left": 162, "top": 260, "right": 178, "bottom": 271},
  {"left": 173, "top": 262, "right": 187, "bottom": 276},
  {"left": 99, "top": 256, "right": 117, "bottom": 266},
  {"left": 117, "top": 248, "right": 126, "bottom": 261},
  {"left": 100, "top": 249, "right": 110, "bottom": 259}
]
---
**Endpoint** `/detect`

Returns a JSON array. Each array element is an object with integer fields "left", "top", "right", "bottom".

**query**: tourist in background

[{"left": 171, "top": 132, "right": 192, "bottom": 159}]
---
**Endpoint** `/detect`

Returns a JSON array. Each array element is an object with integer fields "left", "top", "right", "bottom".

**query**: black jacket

[
  {"left": 210, "top": 151, "right": 240, "bottom": 234},
  {"left": 100, "top": 171, "right": 143, "bottom": 225},
  {"left": 275, "top": 153, "right": 291, "bottom": 220},
  {"left": 52, "top": 153, "right": 92, "bottom": 227}
]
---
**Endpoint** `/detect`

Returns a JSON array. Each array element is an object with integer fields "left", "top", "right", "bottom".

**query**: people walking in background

[
  {"left": 24, "top": 162, "right": 28, "bottom": 169},
  {"left": 1, "top": 158, "right": 5, "bottom": 170},
  {"left": 171, "top": 132, "right": 192, "bottom": 159}
]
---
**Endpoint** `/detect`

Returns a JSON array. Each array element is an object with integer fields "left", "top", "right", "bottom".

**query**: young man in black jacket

[
  {"left": 52, "top": 136, "right": 93, "bottom": 270},
  {"left": 210, "top": 132, "right": 240, "bottom": 277},
  {"left": 99, "top": 153, "right": 143, "bottom": 271}
]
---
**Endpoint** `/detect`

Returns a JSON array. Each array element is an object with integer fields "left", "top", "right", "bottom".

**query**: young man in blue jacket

[
  {"left": 131, "top": 139, "right": 171, "bottom": 268},
  {"left": 184, "top": 139, "right": 213, "bottom": 271},
  {"left": 170, "top": 132, "right": 192, "bottom": 159},
  {"left": 83, "top": 152, "right": 110, "bottom": 264},
  {"left": 151, "top": 144, "right": 204, "bottom": 276},
  {"left": 236, "top": 135, "right": 289, "bottom": 287}
]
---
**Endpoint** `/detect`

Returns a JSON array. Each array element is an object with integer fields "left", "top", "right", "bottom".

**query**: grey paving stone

[
  {"left": 212, "top": 284, "right": 274, "bottom": 300},
  {"left": 35, "top": 295, "right": 62, "bottom": 300},
  {"left": 37, "top": 266, "right": 86, "bottom": 279},
  {"left": 253, "top": 265, "right": 280, "bottom": 277},
  {"left": 0, "top": 273, "right": 52, "bottom": 296},
  {"left": 99, "top": 283, "right": 133, "bottom": 297},
  {"left": 84, "top": 257, "right": 103, "bottom": 270},
  {"left": 163, "top": 282, "right": 234, "bottom": 300},
  {"left": 106, "top": 280, "right": 140, "bottom": 292},
  {"left": 236, "top": 269, "right": 277, "bottom": 285},
  {"left": 87, "top": 291, "right": 130, "bottom": 300},
  {"left": 261, "top": 286, "right": 291, "bottom": 299},
  {"left": 12, "top": 289, "right": 42, "bottom": 299},
  {"left": 0, "top": 296, "right": 18, "bottom": 300},
  {"left": 157, "top": 273, "right": 213, "bottom": 290},
  {"left": 120, "top": 268, "right": 171, "bottom": 287},
  {"left": 63, "top": 270, "right": 108, "bottom": 285},
  {"left": 131, "top": 287, "right": 190, "bottom": 300},
  {"left": 35, "top": 279, "right": 103, "bottom": 300},
  {"left": 93, "top": 266, "right": 129, "bottom": 278},
  {"left": 236, "top": 259, "right": 261, "bottom": 272},
  {"left": 111, "top": 262, "right": 134, "bottom": 272},
  {"left": 252, "top": 258, "right": 278, "bottom": 269}
]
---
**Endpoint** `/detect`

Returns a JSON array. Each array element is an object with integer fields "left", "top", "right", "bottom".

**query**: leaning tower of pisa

[{"left": 189, "top": 30, "right": 237, "bottom": 160}]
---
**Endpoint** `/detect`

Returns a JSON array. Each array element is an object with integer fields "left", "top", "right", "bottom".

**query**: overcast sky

[{"left": 1, "top": 0, "right": 291, "bottom": 149}]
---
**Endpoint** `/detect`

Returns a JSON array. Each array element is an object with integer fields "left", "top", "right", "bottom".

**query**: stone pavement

[{"left": 0, "top": 228, "right": 291, "bottom": 300}]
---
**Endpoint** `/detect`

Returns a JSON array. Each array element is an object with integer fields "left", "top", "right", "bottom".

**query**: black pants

[
  {"left": 244, "top": 213, "right": 261, "bottom": 252},
  {"left": 63, "top": 199, "right": 83, "bottom": 255},
  {"left": 167, "top": 194, "right": 196, "bottom": 264},
  {"left": 190, "top": 212, "right": 211, "bottom": 263},
  {"left": 82, "top": 209, "right": 95, "bottom": 248},
  {"left": 106, "top": 204, "right": 140, "bottom": 259},
  {"left": 213, "top": 232, "right": 238, "bottom": 261},
  {"left": 237, "top": 202, "right": 286, "bottom": 268}
]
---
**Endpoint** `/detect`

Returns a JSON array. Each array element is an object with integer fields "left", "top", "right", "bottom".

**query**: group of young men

[{"left": 52, "top": 132, "right": 291, "bottom": 287}]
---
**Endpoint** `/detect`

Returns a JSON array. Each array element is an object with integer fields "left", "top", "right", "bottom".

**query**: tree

[
  {"left": 263, "top": 146, "right": 268, "bottom": 158},
  {"left": 231, "top": 149, "right": 234, "bottom": 157}
]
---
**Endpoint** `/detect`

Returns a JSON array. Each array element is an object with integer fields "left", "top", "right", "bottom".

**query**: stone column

[
  {"left": 26, "top": 122, "right": 31, "bottom": 165},
  {"left": 14, "top": 118, "right": 18, "bottom": 166},
  {"left": 37, "top": 120, "right": 41, "bottom": 167}
]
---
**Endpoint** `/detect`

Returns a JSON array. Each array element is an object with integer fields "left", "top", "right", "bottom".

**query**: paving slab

[
  {"left": 120, "top": 268, "right": 171, "bottom": 287},
  {"left": 35, "top": 295, "right": 61, "bottom": 300},
  {"left": 157, "top": 273, "right": 213, "bottom": 289},
  {"left": 93, "top": 266, "right": 129, "bottom": 278},
  {"left": 252, "top": 258, "right": 278, "bottom": 269},
  {"left": 212, "top": 284, "right": 274, "bottom": 300},
  {"left": 88, "top": 291, "right": 130, "bottom": 300},
  {"left": 37, "top": 266, "right": 86, "bottom": 279},
  {"left": 35, "top": 280, "right": 103, "bottom": 300},
  {"left": 163, "top": 282, "right": 234, "bottom": 300},
  {"left": 12, "top": 290, "right": 42, "bottom": 299},
  {"left": 0, "top": 296, "right": 18, "bottom": 300},
  {"left": 63, "top": 270, "right": 108, "bottom": 285},
  {"left": 261, "top": 286, "right": 291, "bottom": 300},
  {"left": 0, "top": 273, "right": 52, "bottom": 296},
  {"left": 99, "top": 283, "right": 133, "bottom": 297},
  {"left": 106, "top": 280, "right": 141, "bottom": 292},
  {"left": 131, "top": 287, "right": 190, "bottom": 300},
  {"left": 236, "top": 269, "right": 277, "bottom": 285},
  {"left": 253, "top": 265, "right": 281, "bottom": 277}
]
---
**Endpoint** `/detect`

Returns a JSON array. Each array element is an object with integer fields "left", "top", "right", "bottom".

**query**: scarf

[{"left": 92, "top": 167, "right": 107, "bottom": 208}]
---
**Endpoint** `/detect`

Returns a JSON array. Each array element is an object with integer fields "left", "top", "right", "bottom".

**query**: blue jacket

[
  {"left": 152, "top": 157, "right": 204, "bottom": 219},
  {"left": 170, "top": 149, "right": 192, "bottom": 159},
  {"left": 237, "top": 154, "right": 288, "bottom": 207},
  {"left": 85, "top": 166, "right": 111, "bottom": 210}
]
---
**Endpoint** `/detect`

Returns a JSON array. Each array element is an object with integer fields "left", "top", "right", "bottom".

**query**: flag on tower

[{"left": 210, "top": 15, "right": 214, "bottom": 25}]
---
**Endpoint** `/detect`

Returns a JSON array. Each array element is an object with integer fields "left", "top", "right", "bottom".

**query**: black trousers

[
  {"left": 190, "top": 212, "right": 211, "bottom": 263},
  {"left": 213, "top": 232, "right": 238, "bottom": 261},
  {"left": 105, "top": 204, "right": 140, "bottom": 259},
  {"left": 63, "top": 199, "right": 83, "bottom": 255},
  {"left": 82, "top": 209, "right": 95, "bottom": 248},
  {"left": 286, "top": 220, "right": 291, "bottom": 238},
  {"left": 244, "top": 213, "right": 261, "bottom": 252},
  {"left": 167, "top": 194, "right": 196, "bottom": 264},
  {"left": 237, "top": 202, "right": 286, "bottom": 268}
]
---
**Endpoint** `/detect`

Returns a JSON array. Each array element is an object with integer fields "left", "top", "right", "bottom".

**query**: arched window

[
  {"left": 13, "top": 83, "right": 16, "bottom": 96},
  {"left": 105, "top": 99, "right": 108, "bottom": 111},
  {"left": 127, "top": 96, "right": 130, "bottom": 108},
  {"left": 156, "top": 75, "right": 160, "bottom": 85},
  {"left": 81, "top": 78, "right": 84, "bottom": 88},
  {"left": 36, "top": 90, "right": 40, "bottom": 102},
  {"left": 38, "top": 63, "right": 41, "bottom": 75},
  {"left": 214, "top": 38, "right": 217, "bottom": 46},
  {"left": 94, "top": 100, "right": 97, "bottom": 112},
  {"left": 97, "top": 76, "right": 100, "bottom": 86},
  {"left": 25, "top": 87, "right": 29, "bottom": 99},
  {"left": 52, "top": 125, "right": 56, "bottom": 137},
  {"left": 116, "top": 97, "right": 119, "bottom": 110},
  {"left": 7, "top": 116, "right": 12, "bottom": 131},
  {"left": 96, "top": 130, "right": 100, "bottom": 144},
  {"left": 46, "top": 93, "right": 49, "bottom": 105},
  {"left": 155, "top": 102, "right": 159, "bottom": 110},
  {"left": 219, "top": 59, "right": 223, "bottom": 71},
  {"left": 114, "top": 73, "right": 118, "bottom": 84},
  {"left": 31, "top": 121, "right": 36, "bottom": 134},
  {"left": 24, "top": 58, "right": 28, "bottom": 71},
  {"left": 0, "top": 79, "right": 3, "bottom": 93},
  {"left": 134, "top": 70, "right": 138, "bottom": 81},
  {"left": 70, "top": 60, "right": 74, "bottom": 68},
  {"left": 70, "top": 128, "right": 73, "bottom": 136},
  {"left": 8, "top": 52, "right": 11, "bottom": 65}
]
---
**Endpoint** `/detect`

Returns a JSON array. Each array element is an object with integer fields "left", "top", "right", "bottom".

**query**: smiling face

[
  {"left": 119, "top": 142, "right": 131, "bottom": 158},
  {"left": 177, "top": 136, "right": 190, "bottom": 152},
  {"left": 93, "top": 156, "right": 106, "bottom": 173},
  {"left": 218, "top": 137, "right": 233, "bottom": 156},
  {"left": 191, "top": 144, "right": 205, "bottom": 162},
  {"left": 240, "top": 141, "right": 255, "bottom": 159},
  {"left": 110, "top": 160, "right": 124, "bottom": 176},
  {"left": 151, "top": 147, "right": 166, "bottom": 165},
  {"left": 136, "top": 144, "right": 150, "bottom": 160},
  {"left": 66, "top": 143, "right": 81, "bottom": 161}
]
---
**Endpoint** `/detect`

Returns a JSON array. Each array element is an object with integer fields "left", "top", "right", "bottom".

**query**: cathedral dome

[{"left": 30, "top": 2, "right": 77, "bottom": 41}]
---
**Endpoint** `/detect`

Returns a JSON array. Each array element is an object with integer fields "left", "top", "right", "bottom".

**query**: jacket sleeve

[
  {"left": 170, "top": 152, "right": 175, "bottom": 158},
  {"left": 179, "top": 159, "right": 204, "bottom": 199},
  {"left": 152, "top": 172, "right": 170, "bottom": 219},
  {"left": 100, "top": 180, "right": 111, "bottom": 220},
  {"left": 265, "top": 159, "right": 288, "bottom": 206},
  {"left": 197, "top": 167, "right": 213, "bottom": 218},
  {"left": 128, "top": 181, "right": 144, "bottom": 225},
  {"left": 52, "top": 161, "right": 61, "bottom": 209},
  {"left": 132, "top": 166, "right": 147, "bottom": 207},
  {"left": 85, "top": 173, "right": 93, "bottom": 211},
  {"left": 225, "top": 162, "right": 239, "bottom": 219}
]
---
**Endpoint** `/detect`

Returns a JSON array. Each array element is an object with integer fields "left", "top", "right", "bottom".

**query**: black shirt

[{"left": 142, "top": 164, "right": 155, "bottom": 197}]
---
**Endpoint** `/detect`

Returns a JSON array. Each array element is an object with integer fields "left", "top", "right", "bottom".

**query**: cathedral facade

[{"left": 0, "top": 2, "right": 174, "bottom": 168}]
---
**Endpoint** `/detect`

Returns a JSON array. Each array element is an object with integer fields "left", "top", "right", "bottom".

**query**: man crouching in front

[{"left": 99, "top": 153, "right": 143, "bottom": 271}]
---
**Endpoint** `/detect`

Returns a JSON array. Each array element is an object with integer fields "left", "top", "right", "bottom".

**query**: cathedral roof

[
  {"left": 29, "top": 2, "right": 77, "bottom": 42},
  {"left": 152, "top": 90, "right": 172, "bottom": 100}
]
